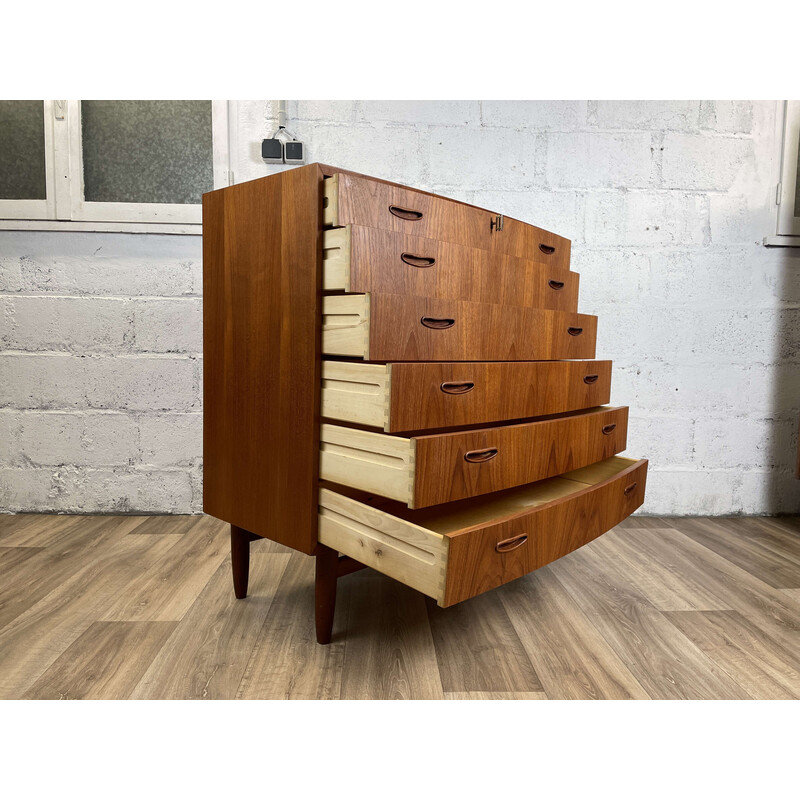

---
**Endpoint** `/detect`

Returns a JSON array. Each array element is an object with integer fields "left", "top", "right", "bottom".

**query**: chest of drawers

[{"left": 203, "top": 163, "right": 647, "bottom": 644}]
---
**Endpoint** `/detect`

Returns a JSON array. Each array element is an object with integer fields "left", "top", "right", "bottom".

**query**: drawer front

[
  {"left": 324, "top": 225, "right": 578, "bottom": 312},
  {"left": 368, "top": 294, "right": 597, "bottom": 361},
  {"left": 325, "top": 173, "right": 571, "bottom": 270},
  {"left": 386, "top": 360, "right": 612, "bottom": 432},
  {"left": 413, "top": 406, "right": 628, "bottom": 508},
  {"left": 443, "top": 459, "right": 648, "bottom": 606},
  {"left": 319, "top": 407, "right": 627, "bottom": 508}
]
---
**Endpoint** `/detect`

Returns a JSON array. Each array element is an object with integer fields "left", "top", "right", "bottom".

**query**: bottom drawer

[{"left": 319, "top": 455, "right": 648, "bottom": 607}]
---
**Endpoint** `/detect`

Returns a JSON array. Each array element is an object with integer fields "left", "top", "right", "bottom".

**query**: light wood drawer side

[
  {"left": 321, "top": 294, "right": 370, "bottom": 358},
  {"left": 319, "top": 423, "right": 414, "bottom": 504},
  {"left": 318, "top": 488, "right": 448, "bottom": 603},
  {"left": 322, "top": 226, "right": 351, "bottom": 291},
  {"left": 320, "top": 361, "right": 390, "bottom": 429}
]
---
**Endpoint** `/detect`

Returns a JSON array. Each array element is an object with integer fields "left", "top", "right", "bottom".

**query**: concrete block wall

[{"left": 1, "top": 100, "right": 798, "bottom": 514}]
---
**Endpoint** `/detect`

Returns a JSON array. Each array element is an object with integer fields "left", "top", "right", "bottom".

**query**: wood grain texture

[
  {"left": 547, "top": 550, "right": 754, "bottom": 700},
  {"left": 326, "top": 171, "right": 572, "bottom": 270},
  {"left": 0, "top": 515, "right": 145, "bottom": 629},
  {"left": 676, "top": 517, "right": 800, "bottom": 589},
  {"left": 0, "top": 533, "right": 181, "bottom": 698},
  {"left": 2, "top": 513, "right": 800, "bottom": 699},
  {"left": 443, "top": 459, "right": 648, "bottom": 606},
  {"left": 663, "top": 610, "right": 800, "bottom": 700},
  {"left": 131, "top": 552, "right": 290, "bottom": 699},
  {"left": 100, "top": 515, "right": 229, "bottom": 622},
  {"left": 203, "top": 164, "right": 323, "bottom": 554},
  {"left": 386, "top": 360, "right": 613, "bottom": 433},
  {"left": 445, "top": 692, "right": 547, "bottom": 700},
  {"left": 499, "top": 568, "right": 650, "bottom": 700},
  {"left": 338, "top": 569, "right": 444, "bottom": 700},
  {"left": 237, "top": 553, "right": 346, "bottom": 700},
  {"left": 412, "top": 406, "right": 629, "bottom": 508},
  {"left": 23, "top": 621, "right": 178, "bottom": 700},
  {"left": 322, "top": 293, "right": 597, "bottom": 361},
  {"left": 425, "top": 593, "right": 542, "bottom": 693},
  {"left": 327, "top": 224, "right": 578, "bottom": 311}
]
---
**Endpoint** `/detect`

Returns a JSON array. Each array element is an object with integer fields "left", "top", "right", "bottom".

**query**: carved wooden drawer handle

[
  {"left": 495, "top": 534, "right": 528, "bottom": 553},
  {"left": 464, "top": 447, "right": 498, "bottom": 463},
  {"left": 602, "top": 423, "right": 617, "bottom": 435},
  {"left": 421, "top": 317, "right": 455, "bottom": 329},
  {"left": 440, "top": 381, "right": 475, "bottom": 395},
  {"left": 548, "top": 279, "right": 565, "bottom": 290},
  {"left": 583, "top": 374, "right": 599, "bottom": 384},
  {"left": 539, "top": 244, "right": 556, "bottom": 255},
  {"left": 623, "top": 482, "right": 638, "bottom": 497},
  {"left": 401, "top": 252, "right": 436, "bottom": 268},
  {"left": 389, "top": 205, "right": 423, "bottom": 221},
  {"left": 567, "top": 327, "right": 584, "bottom": 336}
]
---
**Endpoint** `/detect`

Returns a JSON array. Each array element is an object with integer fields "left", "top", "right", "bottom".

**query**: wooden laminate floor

[{"left": 1, "top": 513, "right": 799, "bottom": 700}]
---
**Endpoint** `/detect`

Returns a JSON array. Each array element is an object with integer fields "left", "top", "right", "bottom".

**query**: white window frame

[
  {"left": 0, "top": 100, "right": 233, "bottom": 234},
  {"left": 766, "top": 100, "right": 800, "bottom": 247}
]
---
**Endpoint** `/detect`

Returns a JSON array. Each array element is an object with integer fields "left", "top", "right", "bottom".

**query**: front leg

[
  {"left": 231, "top": 525, "right": 260, "bottom": 599},
  {"left": 315, "top": 543, "right": 340, "bottom": 644}
]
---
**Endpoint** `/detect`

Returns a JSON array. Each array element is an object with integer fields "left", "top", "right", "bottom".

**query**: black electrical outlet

[
  {"left": 284, "top": 141, "right": 304, "bottom": 162},
  {"left": 262, "top": 138, "right": 284, "bottom": 161}
]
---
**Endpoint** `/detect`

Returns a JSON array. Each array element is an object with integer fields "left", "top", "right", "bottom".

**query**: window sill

[
  {"left": 0, "top": 219, "right": 202, "bottom": 235},
  {"left": 763, "top": 235, "right": 800, "bottom": 247}
]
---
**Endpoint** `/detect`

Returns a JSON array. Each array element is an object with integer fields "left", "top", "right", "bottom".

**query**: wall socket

[{"left": 262, "top": 137, "right": 305, "bottom": 165}]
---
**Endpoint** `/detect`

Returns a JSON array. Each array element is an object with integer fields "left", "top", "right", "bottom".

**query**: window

[
  {"left": 768, "top": 100, "right": 800, "bottom": 246},
  {"left": 0, "top": 100, "right": 232, "bottom": 233}
]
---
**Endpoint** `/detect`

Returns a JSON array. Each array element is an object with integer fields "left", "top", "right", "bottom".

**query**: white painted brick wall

[{"left": 1, "top": 100, "right": 797, "bottom": 515}]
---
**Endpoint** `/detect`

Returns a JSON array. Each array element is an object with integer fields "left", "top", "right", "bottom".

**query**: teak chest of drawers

[{"left": 203, "top": 163, "right": 648, "bottom": 644}]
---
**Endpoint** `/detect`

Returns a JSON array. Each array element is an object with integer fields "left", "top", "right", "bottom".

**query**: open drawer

[
  {"left": 319, "top": 456, "right": 648, "bottom": 606},
  {"left": 322, "top": 172, "right": 572, "bottom": 269},
  {"left": 321, "top": 360, "right": 613, "bottom": 432},
  {"left": 319, "top": 406, "right": 628, "bottom": 508},
  {"left": 322, "top": 293, "right": 597, "bottom": 361},
  {"left": 323, "top": 225, "right": 578, "bottom": 312}
]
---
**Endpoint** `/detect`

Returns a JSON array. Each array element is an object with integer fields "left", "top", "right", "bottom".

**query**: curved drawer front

[
  {"left": 320, "top": 407, "right": 628, "bottom": 508},
  {"left": 442, "top": 458, "right": 648, "bottom": 605},
  {"left": 322, "top": 294, "right": 597, "bottom": 361},
  {"left": 324, "top": 173, "right": 571, "bottom": 270},
  {"left": 321, "top": 360, "right": 613, "bottom": 432},
  {"left": 323, "top": 225, "right": 579, "bottom": 312},
  {"left": 318, "top": 456, "right": 648, "bottom": 607},
  {"left": 412, "top": 406, "right": 629, "bottom": 507}
]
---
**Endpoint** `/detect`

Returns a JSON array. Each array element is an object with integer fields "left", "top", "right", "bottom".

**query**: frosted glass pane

[
  {"left": 81, "top": 101, "right": 213, "bottom": 204},
  {"left": 0, "top": 100, "right": 46, "bottom": 200}
]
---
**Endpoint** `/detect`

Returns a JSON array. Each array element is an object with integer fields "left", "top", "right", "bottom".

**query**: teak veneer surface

[
  {"left": 412, "top": 406, "right": 629, "bottom": 508},
  {"left": 323, "top": 224, "right": 579, "bottom": 311},
  {"left": 203, "top": 164, "right": 322, "bottom": 554},
  {"left": 320, "top": 360, "right": 613, "bottom": 433},
  {"left": 320, "top": 406, "right": 629, "bottom": 508},
  {"left": 322, "top": 293, "right": 597, "bottom": 361},
  {"left": 387, "top": 360, "right": 613, "bottom": 433},
  {"left": 324, "top": 172, "right": 572, "bottom": 270}
]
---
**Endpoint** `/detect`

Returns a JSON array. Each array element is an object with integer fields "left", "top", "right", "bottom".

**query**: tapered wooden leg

[
  {"left": 231, "top": 525, "right": 260, "bottom": 599},
  {"left": 315, "top": 543, "right": 340, "bottom": 644}
]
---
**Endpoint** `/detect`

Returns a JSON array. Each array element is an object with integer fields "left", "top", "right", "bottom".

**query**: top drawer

[{"left": 323, "top": 173, "right": 571, "bottom": 270}]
